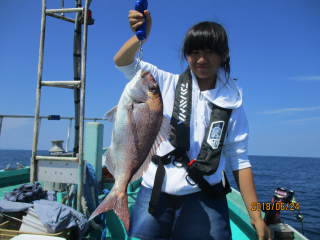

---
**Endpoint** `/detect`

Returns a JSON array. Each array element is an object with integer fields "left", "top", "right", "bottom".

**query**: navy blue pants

[{"left": 128, "top": 183, "right": 232, "bottom": 240}]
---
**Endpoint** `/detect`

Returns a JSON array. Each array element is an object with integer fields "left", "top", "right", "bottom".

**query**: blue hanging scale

[{"left": 134, "top": 0, "right": 148, "bottom": 70}]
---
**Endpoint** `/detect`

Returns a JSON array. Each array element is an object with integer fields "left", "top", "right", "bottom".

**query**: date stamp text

[{"left": 251, "top": 202, "right": 300, "bottom": 211}]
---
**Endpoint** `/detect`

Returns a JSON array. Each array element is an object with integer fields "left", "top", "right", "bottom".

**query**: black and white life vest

[{"left": 149, "top": 67, "right": 232, "bottom": 215}]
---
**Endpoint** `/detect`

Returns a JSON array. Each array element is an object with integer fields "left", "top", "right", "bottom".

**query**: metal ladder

[{"left": 30, "top": 0, "right": 92, "bottom": 212}]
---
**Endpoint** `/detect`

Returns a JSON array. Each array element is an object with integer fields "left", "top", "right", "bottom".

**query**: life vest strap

[
  {"left": 148, "top": 149, "right": 231, "bottom": 215},
  {"left": 187, "top": 165, "right": 231, "bottom": 198},
  {"left": 148, "top": 153, "right": 172, "bottom": 215}
]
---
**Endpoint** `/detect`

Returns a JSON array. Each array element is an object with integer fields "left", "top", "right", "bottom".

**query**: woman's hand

[
  {"left": 233, "top": 168, "right": 271, "bottom": 240},
  {"left": 114, "top": 10, "right": 152, "bottom": 66},
  {"left": 251, "top": 218, "right": 271, "bottom": 240},
  {"left": 128, "top": 10, "right": 152, "bottom": 42}
]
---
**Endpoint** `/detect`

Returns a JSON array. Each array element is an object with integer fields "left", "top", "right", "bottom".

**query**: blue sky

[{"left": 0, "top": 0, "right": 319, "bottom": 158}]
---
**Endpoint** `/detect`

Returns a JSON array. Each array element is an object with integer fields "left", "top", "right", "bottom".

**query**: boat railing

[{"left": 0, "top": 114, "right": 107, "bottom": 153}]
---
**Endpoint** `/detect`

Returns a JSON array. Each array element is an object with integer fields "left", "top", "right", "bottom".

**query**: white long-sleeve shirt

[{"left": 116, "top": 59, "right": 251, "bottom": 195}]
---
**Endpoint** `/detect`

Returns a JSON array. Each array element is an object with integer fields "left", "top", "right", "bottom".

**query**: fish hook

[{"left": 134, "top": 41, "right": 143, "bottom": 71}]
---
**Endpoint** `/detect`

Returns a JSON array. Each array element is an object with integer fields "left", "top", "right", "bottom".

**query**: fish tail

[{"left": 89, "top": 189, "right": 130, "bottom": 231}]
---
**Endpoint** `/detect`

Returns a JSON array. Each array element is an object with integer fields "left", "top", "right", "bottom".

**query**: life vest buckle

[
  {"left": 185, "top": 174, "right": 197, "bottom": 186},
  {"left": 172, "top": 159, "right": 184, "bottom": 168}
]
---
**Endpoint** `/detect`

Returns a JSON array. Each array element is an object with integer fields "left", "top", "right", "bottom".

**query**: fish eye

[{"left": 149, "top": 85, "right": 157, "bottom": 93}]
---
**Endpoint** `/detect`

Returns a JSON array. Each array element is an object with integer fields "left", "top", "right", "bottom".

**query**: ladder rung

[
  {"left": 41, "top": 81, "right": 81, "bottom": 88},
  {"left": 46, "top": 8, "right": 84, "bottom": 14},
  {"left": 35, "top": 156, "right": 79, "bottom": 162},
  {"left": 46, "top": 13, "right": 75, "bottom": 23}
]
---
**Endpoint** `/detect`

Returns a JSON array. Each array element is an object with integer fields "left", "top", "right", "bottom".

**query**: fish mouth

[
  {"left": 140, "top": 70, "right": 159, "bottom": 94},
  {"left": 126, "top": 69, "right": 159, "bottom": 103},
  {"left": 141, "top": 70, "right": 150, "bottom": 78},
  {"left": 141, "top": 71, "right": 157, "bottom": 84}
]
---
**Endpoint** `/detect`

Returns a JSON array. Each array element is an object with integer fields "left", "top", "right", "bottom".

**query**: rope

[
  {"left": 84, "top": 163, "right": 109, "bottom": 240},
  {"left": 62, "top": 164, "right": 109, "bottom": 239},
  {"left": 81, "top": 196, "right": 101, "bottom": 229},
  {"left": 69, "top": 184, "right": 78, "bottom": 201}
]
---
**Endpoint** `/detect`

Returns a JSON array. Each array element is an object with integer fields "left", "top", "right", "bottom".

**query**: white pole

[
  {"left": 37, "top": 118, "right": 42, "bottom": 144},
  {"left": 66, "top": 119, "right": 72, "bottom": 153}
]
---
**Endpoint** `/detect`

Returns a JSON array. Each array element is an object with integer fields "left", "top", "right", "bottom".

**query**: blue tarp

[
  {"left": 0, "top": 198, "right": 88, "bottom": 239},
  {"left": 0, "top": 198, "right": 33, "bottom": 212},
  {"left": 33, "top": 200, "right": 88, "bottom": 238}
]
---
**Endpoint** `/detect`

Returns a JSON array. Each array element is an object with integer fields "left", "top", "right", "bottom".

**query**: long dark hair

[{"left": 181, "top": 21, "right": 230, "bottom": 75}]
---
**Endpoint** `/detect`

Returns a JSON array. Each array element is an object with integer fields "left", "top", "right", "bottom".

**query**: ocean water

[
  {"left": 0, "top": 150, "right": 319, "bottom": 239},
  {"left": 225, "top": 155, "right": 320, "bottom": 240}
]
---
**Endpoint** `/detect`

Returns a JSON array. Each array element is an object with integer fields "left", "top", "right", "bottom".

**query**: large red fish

[{"left": 89, "top": 69, "right": 173, "bottom": 231}]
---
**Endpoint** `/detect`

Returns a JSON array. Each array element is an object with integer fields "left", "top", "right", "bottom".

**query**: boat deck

[
  {"left": 0, "top": 167, "right": 308, "bottom": 240},
  {"left": 0, "top": 171, "right": 249, "bottom": 239}
]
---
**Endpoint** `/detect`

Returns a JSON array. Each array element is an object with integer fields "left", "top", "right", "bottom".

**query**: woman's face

[{"left": 188, "top": 49, "right": 221, "bottom": 84}]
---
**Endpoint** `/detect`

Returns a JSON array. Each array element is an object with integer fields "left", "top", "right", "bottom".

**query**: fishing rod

[
  {"left": 134, "top": 0, "right": 148, "bottom": 71},
  {"left": 262, "top": 187, "right": 304, "bottom": 238}
]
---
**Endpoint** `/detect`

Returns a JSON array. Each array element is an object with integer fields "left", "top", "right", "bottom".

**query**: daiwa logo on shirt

[
  {"left": 178, "top": 83, "right": 188, "bottom": 123},
  {"left": 207, "top": 121, "right": 225, "bottom": 149}
]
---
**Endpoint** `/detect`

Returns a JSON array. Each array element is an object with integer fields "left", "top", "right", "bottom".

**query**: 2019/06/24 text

[{"left": 251, "top": 202, "right": 300, "bottom": 211}]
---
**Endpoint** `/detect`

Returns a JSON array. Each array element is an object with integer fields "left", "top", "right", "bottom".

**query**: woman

[{"left": 113, "top": 9, "right": 271, "bottom": 240}]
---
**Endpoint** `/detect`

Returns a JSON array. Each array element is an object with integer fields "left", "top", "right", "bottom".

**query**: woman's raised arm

[{"left": 114, "top": 10, "right": 152, "bottom": 66}]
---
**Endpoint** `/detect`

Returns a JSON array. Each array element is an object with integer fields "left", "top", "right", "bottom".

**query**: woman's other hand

[{"left": 251, "top": 218, "right": 271, "bottom": 240}]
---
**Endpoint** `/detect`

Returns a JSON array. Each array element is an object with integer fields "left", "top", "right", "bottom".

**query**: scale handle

[{"left": 135, "top": 0, "right": 148, "bottom": 41}]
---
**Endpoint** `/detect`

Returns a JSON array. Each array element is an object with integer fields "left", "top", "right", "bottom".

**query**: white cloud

[
  {"left": 280, "top": 117, "right": 320, "bottom": 124},
  {"left": 1, "top": 118, "right": 33, "bottom": 130},
  {"left": 263, "top": 106, "right": 320, "bottom": 114},
  {"left": 288, "top": 76, "right": 320, "bottom": 81}
]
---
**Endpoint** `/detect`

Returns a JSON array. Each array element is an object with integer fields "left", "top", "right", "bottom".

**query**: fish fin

[
  {"left": 157, "top": 116, "right": 174, "bottom": 146},
  {"left": 130, "top": 142, "right": 156, "bottom": 182},
  {"left": 162, "top": 117, "right": 175, "bottom": 136},
  {"left": 102, "top": 147, "right": 115, "bottom": 176},
  {"left": 103, "top": 105, "right": 118, "bottom": 122},
  {"left": 89, "top": 189, "right": 129, "bottom": 231},
  {"left": 130, "top": 116, "right": 174, "bottom": 183}
]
